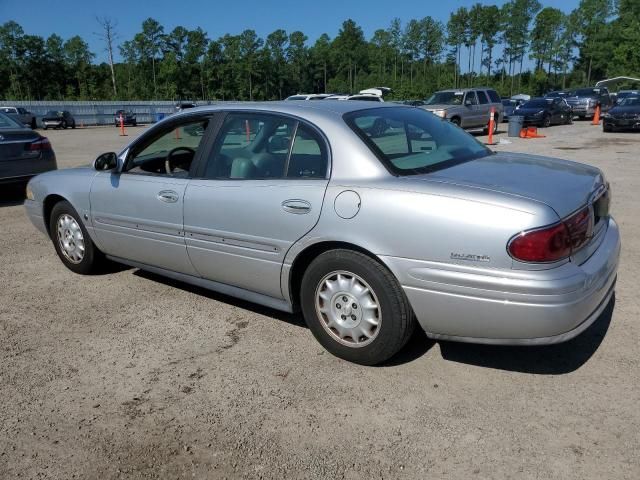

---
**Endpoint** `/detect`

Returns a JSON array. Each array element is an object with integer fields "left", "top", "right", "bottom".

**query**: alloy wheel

[{"left": 315, "top": 270, "right": 381, "bottom": 348}]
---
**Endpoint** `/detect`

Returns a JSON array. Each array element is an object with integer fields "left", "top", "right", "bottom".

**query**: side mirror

[{"left": 94, "top": 152, "right": 118, "bottom": 171}]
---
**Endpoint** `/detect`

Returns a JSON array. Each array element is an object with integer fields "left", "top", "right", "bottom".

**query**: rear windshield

[
  {"left": 424, "top": 91, "right": 464, "bottom": 105},
  {"left": 570, "top": 88, "right": 600, "bottom": 97},
  {"left": 620, "top": 97, "right": 640, "bottom": 106},
  {"left": 344, "top": 107, "right": 490, "bottom": 176},
  {"left": 522, "top": 99, "right": 550, "bottom": 108},
  {"left": 0, "top": 111, "right": 23, "bottom": 129}
]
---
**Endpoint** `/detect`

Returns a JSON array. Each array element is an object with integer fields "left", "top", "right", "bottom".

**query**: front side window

[
  {"left": 203, "top": 113, "right": 327, "bottom": 180},
  {"left": 464, "top": 92, "right": 478, "bottom": 105},
  {"left": 125, "top": 118, "right": 209, "bottom": 177},
  {"left": 345, "top": 107, "right": 490, "bottom": 176},
  {"left": 425, "top": 91, "right": 464, "bottom": 106}
]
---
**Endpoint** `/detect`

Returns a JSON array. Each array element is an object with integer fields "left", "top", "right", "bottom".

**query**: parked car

[
  {"left": 0, "top": 106, "right": 37, "bottom": 129},
  {"left": 422, "top": 87, "right": 503, "bottom": 133},
  {"left": 175, "top": 102, "right": 196, "bottom": 113},
  {"left": 515, "top": 97, "right": 573, "bottom": 127},
  {"left": 325, "top": 93, "right": 384, "bottom": 102},
  {"left": 566, "top": 87, "right": 612, "bottom": 119},
  {"left": 114, "top": 110, "right": 137, "bottom": 127},
  {"left": 501, "top": 98, "right": 524, "bottom": 121},
  {"left": 42, "top": 111, "right": 76, "bottom": 130},
  {"left": 402, "top": 100, "right": 426, "bottom": 107},
  {"left": 24, "top": 102, "right": 619, "bottom": 365},
  {"left": 603, "top": 95, "right": 640, "bottom": 132},
  {"left": 285, "top": 94, "right": 335, "bottom": 101},
  {"left": 614, "top": 90, "right": 640, "bottom": 104},
  {"left": 0, "top": 112, "right": 56, "bottom": 186}
]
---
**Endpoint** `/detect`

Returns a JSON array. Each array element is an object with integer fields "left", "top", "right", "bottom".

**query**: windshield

[
  {"left": 0, "top": 111, "right": 23, "bottom": 129},
  {"left": 570, "top": 88, "right": 599, "bottom": 97},
  {"left": 46, "top": 110, "right": 62, "bottom": 116},
  {"left": 345, "top": 107, "right": 490, "bottom": 176},
  {"left": 424, "top": 91, "right": 464, "bottom": 105},
  {"left": 522, "top": 100, "right": 550, "bottom": 108},
  {"left": 620, "top": 97, "right": 640, "bottom": 106}
]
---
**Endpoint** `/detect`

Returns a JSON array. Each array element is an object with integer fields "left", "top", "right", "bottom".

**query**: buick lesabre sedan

[{"left": 24, "top": 102, "right": 620, "bottom": 365}]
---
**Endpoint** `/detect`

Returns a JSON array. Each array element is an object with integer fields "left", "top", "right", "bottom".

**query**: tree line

[{"left": 0, "top": 0, "right": 638, "bottom": 102}]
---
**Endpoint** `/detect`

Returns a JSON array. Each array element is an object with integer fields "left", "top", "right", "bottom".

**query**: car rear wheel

[
  {"left": 300, "top": 249, "right": 415, "bottom": 365},
  {"left": 50, "top": 201, "right": 104, "bottom": 275}
]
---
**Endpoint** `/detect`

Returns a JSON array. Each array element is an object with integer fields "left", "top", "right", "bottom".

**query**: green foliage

[{"left": 0, "top": 4, "right": 637, "bottom": 102}]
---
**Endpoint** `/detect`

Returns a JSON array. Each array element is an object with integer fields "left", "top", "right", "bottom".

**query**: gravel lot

[{"left": 1, "top": 121, "right": 638, "bottom": 479}]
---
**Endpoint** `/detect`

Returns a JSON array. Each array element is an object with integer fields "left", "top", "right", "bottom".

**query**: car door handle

[
  {"left": 282, "top": 199, "right": 311, "bottom": 214},
  {"left": 157, "top": 190, "right": 179, "bottom": 203}
]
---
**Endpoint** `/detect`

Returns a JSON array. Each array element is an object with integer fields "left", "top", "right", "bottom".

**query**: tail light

[
  {"left": 508, "top": 206, "right": 592, "bottom": 263},
  {"left": 27, "top": 136, "right": 52, "bottom": 152}
]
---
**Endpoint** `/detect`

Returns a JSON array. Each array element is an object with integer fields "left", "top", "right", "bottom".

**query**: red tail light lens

[
  {"left": 508, "top": 222, "right": 571, "bottom": 263},
  {"left": 27, "top": 136, "right": 52, "bottom": 151},
  {"left": 508, "top": 206, "right": 593, "bottom": 263}
]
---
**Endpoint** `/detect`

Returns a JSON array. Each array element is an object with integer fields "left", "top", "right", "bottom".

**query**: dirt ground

[{"left": 1, "top": 120, "right": 638, "bottom": 479}]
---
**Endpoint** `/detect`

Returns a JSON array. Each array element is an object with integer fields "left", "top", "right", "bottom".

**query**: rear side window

[
  {"left": 203, "top": 113, "right": 328, "bottom": 180},
  {"left": 487, "top": 90, "right": 501, "bottom": 103},
  {"left": 477, "top": 91, "right": 490, "bottom": 104}
]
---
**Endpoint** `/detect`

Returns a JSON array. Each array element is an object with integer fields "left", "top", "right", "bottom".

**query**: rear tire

[
  {"left": 300, "top": 249, "right": 416, "bottom": 365},
  {"left": 49, "top": 201, "right": 104, "bottom": 275}
]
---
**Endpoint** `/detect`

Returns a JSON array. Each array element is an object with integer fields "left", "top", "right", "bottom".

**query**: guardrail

[{"left": 0, "top": 100, "right": 214, "bottom": 126}]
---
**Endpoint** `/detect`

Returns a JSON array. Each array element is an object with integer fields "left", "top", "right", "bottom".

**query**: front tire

[
  {"left": 61, "top": 121, "right": 67, "bottom": 129},
  {"left": 542, "top": 115, "right": 551, "bottom": 128},
  {"left": 300, "top": 249, "right": 415, "bottom": 365},
  {"left": 49, "top": 201, "right": 103, "bottom": 275}
]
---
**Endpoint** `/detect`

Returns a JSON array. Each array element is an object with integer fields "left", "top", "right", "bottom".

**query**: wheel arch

[
  {"left": 43, "top": 194, "right": 68, "bottom": 238},
  {"left": 286, "top": 240, "right": 390, "bottom": 311}
]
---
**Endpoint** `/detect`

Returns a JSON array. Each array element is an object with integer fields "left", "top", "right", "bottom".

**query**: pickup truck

[{"left": 0, "top": 106, "right": 37, "bottom": 129}]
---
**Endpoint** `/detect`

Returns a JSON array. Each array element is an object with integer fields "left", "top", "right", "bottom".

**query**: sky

[{"left": 1, "top": 0, "right": 581, "bottom": 70}]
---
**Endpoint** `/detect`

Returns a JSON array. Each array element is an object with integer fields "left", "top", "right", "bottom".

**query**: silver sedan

[{"left": 24, "top": 102, "right": 620, "bottom": 365}]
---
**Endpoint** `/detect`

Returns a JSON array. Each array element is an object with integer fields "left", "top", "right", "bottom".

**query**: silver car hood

[
  {"left": 422, "top": 103, "right": 455, "bottom": 111},
  {"left": 414, "top": 152, "right": 604, "bottom": 219}
]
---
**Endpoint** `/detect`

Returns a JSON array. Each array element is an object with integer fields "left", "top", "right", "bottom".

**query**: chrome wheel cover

[
  {"left": 56, "top": 214, "right": 85, "bottom": 264},
  {"left": 315, "top": 270, "right": 381, "bottom": 348}
]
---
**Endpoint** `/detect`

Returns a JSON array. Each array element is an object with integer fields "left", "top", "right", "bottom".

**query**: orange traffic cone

[
  {"left": 519, "top": 126, "right": 546, "bottom": 139},
  {"left": 592, "top": 104, "right": 601, "bottom": 125},
  {"left": 485, "top": 107, "right": 496, "bottom": 145}
]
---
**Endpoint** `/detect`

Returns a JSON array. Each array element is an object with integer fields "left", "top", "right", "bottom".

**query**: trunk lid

[
  {"left": 0, "top": 128, "right": 40, "bottom": 161},
  {"left": 417, "top": 152, "right": 605, "bottom": 219}
]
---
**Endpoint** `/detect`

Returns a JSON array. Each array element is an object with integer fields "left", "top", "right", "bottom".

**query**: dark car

[
  {"left": 175, "top": 102, "right": 197, "bottom": 113},
  {"left": 0, "top": 112, "right": 56, "bottom": 186},
  {"left": 114, "top": 110, "right": 137, "bottom": 127},
  {"left": 566, "top": 87, "right": 612, "bottom": 119},
  {"left": 603, "top": 96, "right": 640, "bottom": 132},
  {"left": 42, "top": 110, "right": 76, "bottom": 130},
  {"left": 501, "top": 99, "right": 524, "bottom": 121},
  {"left": 515, "top": 97, "right": 573, "bottom": 127}
]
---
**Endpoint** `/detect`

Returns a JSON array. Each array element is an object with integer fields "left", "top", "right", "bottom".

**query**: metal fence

[{"left": 0, "top": 100, "right": 214, "bottom": 126}]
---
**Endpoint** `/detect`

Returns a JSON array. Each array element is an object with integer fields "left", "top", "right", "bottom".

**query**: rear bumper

[
  {"left": 381, "top": 217, "right": 620, "bottom": 345},
  {"left": 0, "top": 154, "right": 57, "bottom": 184}
]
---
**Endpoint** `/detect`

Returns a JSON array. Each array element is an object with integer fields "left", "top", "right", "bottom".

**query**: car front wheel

[
  {"left": 50, "top": 201, "right": 104, "bottom": 274},
  {"left": 300, "top": 249, "right": 415, "bottom": 365}
]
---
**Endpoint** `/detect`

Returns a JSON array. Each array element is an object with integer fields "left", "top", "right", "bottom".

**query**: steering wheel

[{"left": 165, "top": 146, "right": 196, "bottom": 175}]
